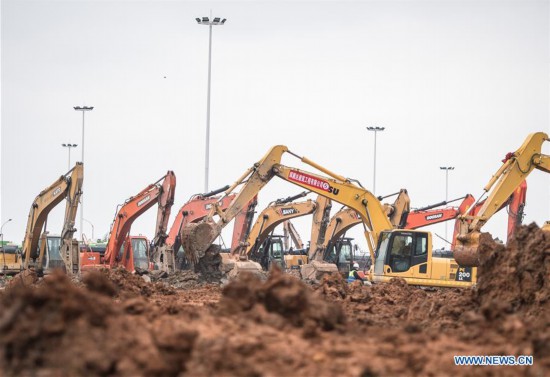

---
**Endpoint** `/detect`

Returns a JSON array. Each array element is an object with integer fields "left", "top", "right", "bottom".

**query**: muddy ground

[{"left": 0, "top": 223, "right": 548, "bottom": 376}]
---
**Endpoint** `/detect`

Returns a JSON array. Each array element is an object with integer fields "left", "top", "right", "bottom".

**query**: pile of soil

[
  {"left": 0, "top": 271, "right": 197, "bottom": 376},
  {"left": 0, "top": 224, "right": 548, "bottom": 376},
  {"left": 89, "top": 268, "right": 176, "bottom": 298},
  {"left": 219, "top": 266, "right": 345, "bottom": 334}
]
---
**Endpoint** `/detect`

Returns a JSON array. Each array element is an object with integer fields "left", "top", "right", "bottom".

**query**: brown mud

[{"left": 0, "top": 223, "right": 548, "bottom": 376}]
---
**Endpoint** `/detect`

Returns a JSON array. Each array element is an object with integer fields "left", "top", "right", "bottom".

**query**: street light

[
  {"left": 82, "top": 218, "right": 94, "bottom": 241},
  {"left": 196, "top": 15, "right": 227, "bottom": 192},
  {"left": 366, "top": 126, "right": 385, "bottom": 195},
  {"left": 74, "top": 105, "right": 94, "bottom": 241},
  {"left": 61, "top": 143, "right": 78, "bottom": 170},
  {"left": 1, "top": 219, "right": 12, "bottom": 270},
  {"left": 440, "top": 166, "right": 455, "bottom": 243}
]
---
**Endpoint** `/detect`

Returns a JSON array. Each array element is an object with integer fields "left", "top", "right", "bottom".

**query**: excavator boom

[{"left": 181, "top": 145, "right": 393, "bottom": 265}]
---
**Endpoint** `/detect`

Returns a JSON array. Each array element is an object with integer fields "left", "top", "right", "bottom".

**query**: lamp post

[
  {"left": 82, "top": 218, "right": 94, "bottom": 241},
  {"left": 1, "top": 219, "right": 12, "bottom": 270},
  {"left": 440, "top": 166, "right": 455, "bottom": 243},
  {"left": 366, "top": 126, "right": 385, "bottom": 195},
  {"left": 74, "top": 105, "right": 93, "bottom": 241},
  {"left": 196, "top": 15, "right": 227, "bottom": 192},
  {"left": 61, "top": 143, "right": 78, "bottom": 170}
]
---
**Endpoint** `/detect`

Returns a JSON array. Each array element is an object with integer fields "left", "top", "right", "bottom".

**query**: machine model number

[
  {"left": 288, "top": 170, "right": 339, "bottom": 195},
  {"left": 455, "top": 267, "right": 473, "bottom": 282}
]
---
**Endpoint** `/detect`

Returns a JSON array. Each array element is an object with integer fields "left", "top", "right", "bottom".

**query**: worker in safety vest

[{"left": 347, "top": 262, "right": 364, "bottom": 283}]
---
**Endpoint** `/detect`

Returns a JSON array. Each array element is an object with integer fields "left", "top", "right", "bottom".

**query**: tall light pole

[
  {"left": 61, "top": 143, "right": 78, "bottom": 170},
  {"left": 1, "top": 219, "right": 12, "bottom": 270},
  {"left": 196, "top": 15, "right": 227, "bottom": 192},
  {"left": 366, "top": 126, "right": 385, "bottom": 195},
  {"left": 82, "top": 218, "right": 94, "bottom": 241},
  {"left": 74, "top": 105, "right": 94, "bottom": 241},
  {"left": 440, "top": 166, "right": 455, "bottom": 243}
]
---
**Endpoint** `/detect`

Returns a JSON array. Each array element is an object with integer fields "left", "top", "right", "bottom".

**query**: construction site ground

[{"left": 0, "top": 223, "right": 549, "bottom": 376}]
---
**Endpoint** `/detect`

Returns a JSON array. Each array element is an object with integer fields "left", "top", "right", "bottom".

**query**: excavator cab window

[
  {"left": 131, "top": 238, "right": 150, "bottom": 270},
  {"left": 388, "top": 234, "right": 413, "bottom": 273},
  {"left": 46, "top": 236, "right": 63, "bottom": 269},
  {"left": 270, "top": 241, "right": 283, "bottom": 259},
  {"left": 414, "top": 235, "right": 427, "bottom": 256}
]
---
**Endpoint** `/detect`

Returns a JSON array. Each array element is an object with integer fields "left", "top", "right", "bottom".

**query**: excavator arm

[
  {"left": 181, "top": 145, "right": 393, "bottom": 264},
  {"left": 454, "top": 132, "right": 548, "bottom": 266},
  {"left": 307, "top": 195, "right": 332, "bottom": 261},
  {"left": 149, "top": 171, "right": 177, "bottom": 271},
  {"left": 283, "top": 220, "right": 304, "bottom": 250},
  {"left": 22, "top": 163, "right": 84, "bottom": 274}
]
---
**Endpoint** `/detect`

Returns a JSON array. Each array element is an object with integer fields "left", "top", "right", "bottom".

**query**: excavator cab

[
  {"left": 253, "top": 235, "right": 285, "bottom": 271},
  {"left": 324, "top": 237, "right": 355, "bottom": 273},
  {"left": 118, "top": 235, "right": 151, "bottom": 272},
  {"left": 372, "top": 229, "right": 476, "bottom": 287}
]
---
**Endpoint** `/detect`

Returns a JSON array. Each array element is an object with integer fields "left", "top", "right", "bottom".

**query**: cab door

[{"left": 410, "top": 233, "right": 429, "bottom": 279}]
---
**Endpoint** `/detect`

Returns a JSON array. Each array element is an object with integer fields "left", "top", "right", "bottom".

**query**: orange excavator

[
  {"left": 167, "top": 185, "right": 237, "bottom": 269},
  {"left": 81, "top": 171, "right": 176, "bottom": 272},
  {"left": 167, "top": 187, "right": 257, "bottom": 270}
]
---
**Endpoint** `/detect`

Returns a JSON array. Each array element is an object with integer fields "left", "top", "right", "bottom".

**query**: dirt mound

[
  {"left": 0, "top": 270, "right": 199, "bottom": 376},
  {"left": 88, "top": 268, "right": 176, "bottom": 298},
  {"left": 1, "top": 224, "right": 549, "bottom": 376},
  {"left": 476, "top": 224, "right": 550, "bottom": 319},
  {"left": 219, "top": 266, "right": 345, "bottom": 333}
]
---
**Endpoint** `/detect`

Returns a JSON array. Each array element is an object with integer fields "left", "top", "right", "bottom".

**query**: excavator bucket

[
  {"left": 453, "top": 232, "right": 481, "bottom": 267},
  {"left": 226, "top": 260, "right": 264, "bottom": 280},
  {"left": 181, "top": 222, "right": 219, "bottom": 263},
  {"left": 454, "top": 231, "right": 499, "bottom": 267},
  {"left": 300, "top": 260, "right": 339, "bottom": 282}
]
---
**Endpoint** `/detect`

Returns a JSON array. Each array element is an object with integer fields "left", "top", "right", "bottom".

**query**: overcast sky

[{"left": 1, "top": 0, "right": 549, "bottom": 252}]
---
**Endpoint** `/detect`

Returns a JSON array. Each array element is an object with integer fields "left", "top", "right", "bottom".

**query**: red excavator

[{"left": 81, "top": 171, "right": 176, "bottom": 272}]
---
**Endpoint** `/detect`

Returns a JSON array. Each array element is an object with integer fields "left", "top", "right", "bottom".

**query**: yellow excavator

[
  {"left": 21, "top": 163, "right": 84, "bottom": 276},
  {"left": 181, "top": 146, "right": 475, "bottom": 287},
  {"left": 454, "top": 131, "right": 549, "bottom": 267},
  {"left": 233, "top": 191, "right": 321, "bottom": 270}
]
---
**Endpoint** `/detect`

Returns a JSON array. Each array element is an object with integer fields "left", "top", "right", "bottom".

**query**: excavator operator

[{"left": 347, "top": 262, "right": 364, "bottom": 283}]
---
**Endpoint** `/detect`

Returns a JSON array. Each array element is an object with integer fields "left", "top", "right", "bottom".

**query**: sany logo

[
  {"left": 280, "top": 208, "right": 298, "bottom": 216},
  {"left": 288, "top": 170, "right": 339, "bottom": 195},
  {"left": 137, "top": 195, "right": 151, "bottom": 207},
  {"left": 52, "top": 187, "right": 62, "bottom": 197},
  {"left": 425, "top": 213, "right": 444, "bottom": 221}
]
